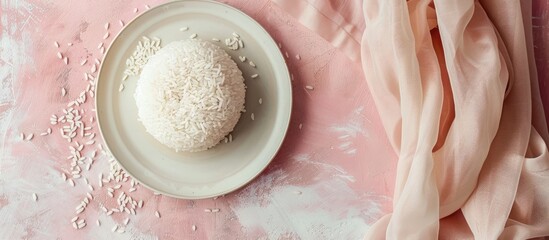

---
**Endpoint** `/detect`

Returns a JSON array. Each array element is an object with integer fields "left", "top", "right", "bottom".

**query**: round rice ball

[{"left": 134, "top": 39, "right": 246, "bottom": 152}]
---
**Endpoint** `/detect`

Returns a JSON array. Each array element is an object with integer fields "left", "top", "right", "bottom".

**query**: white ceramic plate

[{"left": 96, "top": 0, "right": 291, "bottom": 199}]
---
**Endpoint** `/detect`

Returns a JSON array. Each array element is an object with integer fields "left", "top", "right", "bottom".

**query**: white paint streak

[
  {"left": 0, "top": 8, "right": 31, "bottom": 105},
  {"left": 231, "top": 165, "right": 385, "bottom": 239},
  {"left": 329, "top": 107, "right": 369, "bottom": 155},
  {"left": 87, "top": 216, "right": 157, "bottom": 240},
  {"left": 293, "top": 153, "right": 356, "bottom": 182}
]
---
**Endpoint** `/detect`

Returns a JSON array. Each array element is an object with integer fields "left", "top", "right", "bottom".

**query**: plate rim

[{"left": 95, "top": 0, "right": 293, "bottom": 199}]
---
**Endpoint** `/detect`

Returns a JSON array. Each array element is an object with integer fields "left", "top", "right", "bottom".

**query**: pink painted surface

[
  {"left": 0, "top": 0, "right": 547, "bottom": 239},
  {"left": 0, "top": 1, "right": 394, "bottom": 239}
]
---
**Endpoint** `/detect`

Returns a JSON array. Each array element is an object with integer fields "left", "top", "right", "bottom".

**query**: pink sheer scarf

[{"left": 272, "top": 0, "right": 549, "bottom": 238}]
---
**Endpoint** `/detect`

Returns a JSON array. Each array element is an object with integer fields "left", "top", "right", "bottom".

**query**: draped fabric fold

[
  {"left": 271, "top": 0, "right": 549, "bottom": 238},
  {"left": 271, "top": 0, "right": 365, "bottom": 62}
]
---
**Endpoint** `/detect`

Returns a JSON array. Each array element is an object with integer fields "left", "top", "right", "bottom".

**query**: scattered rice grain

[{"left": 76, "top": 207, "right": 84, "bottom": 214}]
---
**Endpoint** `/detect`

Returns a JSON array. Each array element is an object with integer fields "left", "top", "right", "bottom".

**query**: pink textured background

[{"left": 0, "top": 0, "right": 547, "bottom": 239}]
